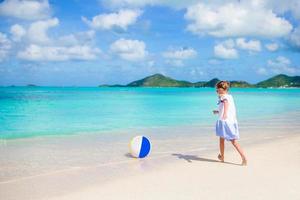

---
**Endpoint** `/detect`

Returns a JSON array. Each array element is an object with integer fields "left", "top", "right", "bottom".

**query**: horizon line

[{"left": 0, "top": 73, "right": 299, "bottom": 87}]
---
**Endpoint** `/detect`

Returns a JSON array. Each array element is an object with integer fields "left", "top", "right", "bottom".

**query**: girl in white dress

[{"left": 213, "top": 81, "right": 247, "bottom": 166}]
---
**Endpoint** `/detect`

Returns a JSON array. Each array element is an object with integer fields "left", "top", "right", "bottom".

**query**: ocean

[{"left": 1, "top": 87, "right": 300, "bottom": 139}]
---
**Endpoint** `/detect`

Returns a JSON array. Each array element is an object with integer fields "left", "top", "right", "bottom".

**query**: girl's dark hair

[{"left": 216, "top": 81, "right": 230, "bottom": 90}]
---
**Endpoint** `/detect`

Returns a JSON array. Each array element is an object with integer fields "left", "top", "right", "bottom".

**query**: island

[{"left": 99, "top": 74, "right": 300, "bottom": 88}]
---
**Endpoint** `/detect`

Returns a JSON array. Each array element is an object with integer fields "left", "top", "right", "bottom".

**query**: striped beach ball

[{"left": 129, "top": 136, "right": 151, "bottom": 158}]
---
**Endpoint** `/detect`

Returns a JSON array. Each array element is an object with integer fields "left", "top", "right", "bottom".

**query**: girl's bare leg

[
  {"left": 218, "top": 137, "right": 225, "bottom": 162},
  {"left": 230, "top": 139, "right": 247, "bottom": 165}
]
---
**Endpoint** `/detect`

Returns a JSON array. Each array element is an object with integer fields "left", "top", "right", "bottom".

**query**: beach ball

[{"left": 129, "top": 136, "right": 151, "bottom": 158}]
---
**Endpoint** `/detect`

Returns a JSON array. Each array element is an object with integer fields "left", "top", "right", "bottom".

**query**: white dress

[{"left": 215, "top": 94, "right": 239, "bottom": 140}]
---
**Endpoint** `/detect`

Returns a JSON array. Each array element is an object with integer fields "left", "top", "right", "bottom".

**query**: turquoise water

[{"left": 1, "top": 87, "right": 300, "bottom": 139}]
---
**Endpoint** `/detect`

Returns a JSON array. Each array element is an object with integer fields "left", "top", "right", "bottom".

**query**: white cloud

[
  {"left": 214, "top": 39, "right": 238, "bottom": 59},
  {"left": 214, "top": 38, "right": 263, "bottom": 59},
  {"left": 163, "top": 47, "right": 197, "bottom": 67},
  {"left": 1, "top": 0, "right": 297, "bottom": 23},
  {"left": 27, "top": 18, "right": 59, "bottom": 44},
  {"left": 9, "top": 19, "right": 95, "bottom": 47},
  {"left": 266, "top": 56, "right": 298, "bottom": 74},
  {"left": 0, "top": 32, "right": 12, "bottom": 62},
  {"left": 265, "top": 42, "right": 279, "bottom": 51},
  {"left": 82, "top": 9, "right": 141, "bottom": 31},
  {"left": 103, "top": 0, "right": 300, "bottom": 22},
  {"left": 110, "top": 38, "right": 147, "bottom": 61},
  {"left": 17, "top": 44, "right": 101, "bottom": 61},
  {"left": 236, "top": 38, "right": 261, "bottom": 52},
  {"left": 190, "top": 68, "right": 205, "bottom": 77},
  {"left": 101, "top": 0, "right": 199, "bottom": 9},
  {"left": 58, "top": 30, "right": 96, "bottom": 46},
  {"left": 268, "top": 56, "right": 290, "bottom": 67},
  {"left": 289, "top": 27, "right": 300, "bottom": 50},
  {"left": 165, "top": 59, "right": 184, "bottom": 67},
  {"left": 262, "top": 0, "right": 300, "bottom": 20},
  {"left": 10, "top": 24, "right": 26, "bottom": 41},
  {"left": 184, "top": 2, "right": 292, "bottom": 38},
  {"left": 15, "top": 20, "right": 100, "bottom": 62},
  {"left": 163, "top": 47, "right": 197, "bottom": 59},
  {"left": 256, "top": 67, "right": 268, "bottom": 75},
  {"left": 0, "top": 0, "right": 51, "bottom": 20}
]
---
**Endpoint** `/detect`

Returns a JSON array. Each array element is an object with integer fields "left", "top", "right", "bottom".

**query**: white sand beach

[
  {"left": 46, "top": 134, "right": 300, "bottom": 200},
  {"left": 1, "top": 128, "right": 299, "bottom": 200}
]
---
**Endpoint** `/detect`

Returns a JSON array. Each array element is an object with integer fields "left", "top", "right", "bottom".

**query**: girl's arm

[{"left": 222, "top": 100, "right": 228, "bottom": 120}]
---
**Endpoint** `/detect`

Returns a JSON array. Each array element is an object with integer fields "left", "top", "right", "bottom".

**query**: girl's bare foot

[
  {"left": 241, "top": 158, "right": 247, "bottom": 166},
  {"left": 217, "top": 154, "right": 224, "bottom": 162}
]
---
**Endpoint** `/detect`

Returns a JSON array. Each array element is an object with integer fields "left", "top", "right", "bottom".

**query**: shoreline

[
  {"left": 1, "top": 111, "right": 300, "bottom": 181},
  {"left": 2, "top": 109, "right": 300, "bottom": 141},
  {"left": 1, "top": 111, "right": 300, "bottom": 199}
]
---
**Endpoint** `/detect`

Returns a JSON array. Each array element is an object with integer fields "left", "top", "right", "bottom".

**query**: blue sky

[{"left": 0, "top": 0, "right": 300, "bottom": 86}]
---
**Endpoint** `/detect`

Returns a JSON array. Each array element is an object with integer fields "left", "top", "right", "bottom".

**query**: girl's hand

[{"left": 213, "top": 110, "right": 219, "bottom": 115}]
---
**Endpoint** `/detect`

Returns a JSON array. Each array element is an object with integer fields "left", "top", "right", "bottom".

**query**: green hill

[
  {"left": 192, "top": 81, "right": 206, "bottom": 87},
  {"left": 99, "top": 74, "right": 300, "bottom": 88},
  {"left": 203, "top": 78, "right": 220, "bottom": 87},
  {"left": 126, "top": 73, "right": 192, "bottom": 87},
  {"left": 230, "top": 81, "right": 254, "bottom": 88},
  {"left": 256, "top": 74, "right": 300, "bottom": 88}
]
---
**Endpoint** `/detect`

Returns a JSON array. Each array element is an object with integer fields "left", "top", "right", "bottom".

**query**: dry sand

[{"left": 45, "top": 134, "right": 300, "bottom": 200}]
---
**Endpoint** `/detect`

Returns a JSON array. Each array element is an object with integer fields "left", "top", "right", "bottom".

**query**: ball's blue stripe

[{"left": 139, "top": 136, "right": 150, "bottom": 158}]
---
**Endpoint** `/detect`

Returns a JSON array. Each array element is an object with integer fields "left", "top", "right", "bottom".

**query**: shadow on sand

[
  {"left": 124, "top": 152, "right": 241, "bottom": 166},
  {"left": 172, "top": 153, "right": 241, "bottom": 166},
  {"left": 124, "top": 153, "right": 135, "bottom": 158}
]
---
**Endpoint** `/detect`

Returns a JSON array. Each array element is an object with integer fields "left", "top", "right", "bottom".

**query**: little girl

[{"left": 213, "top": 81, "right": 247, "bottom": 166}]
